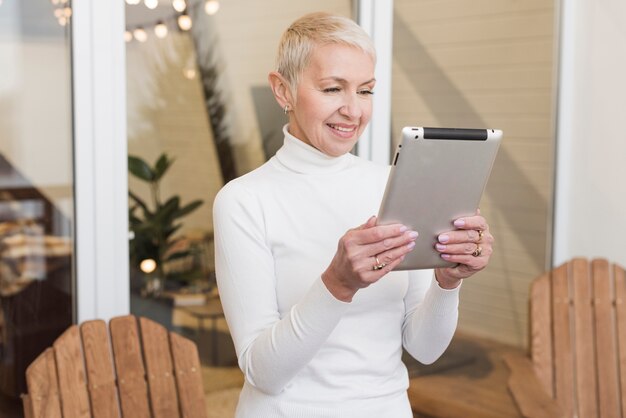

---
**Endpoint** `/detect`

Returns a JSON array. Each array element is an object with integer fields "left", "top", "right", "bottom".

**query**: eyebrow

[{"left": 319, "top": 76, "right": 376, "bottom": 85}]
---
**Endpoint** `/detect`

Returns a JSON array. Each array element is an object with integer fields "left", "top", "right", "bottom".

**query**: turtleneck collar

[{"left": 273, "top": 125, "right": 354, "bottom": 174}]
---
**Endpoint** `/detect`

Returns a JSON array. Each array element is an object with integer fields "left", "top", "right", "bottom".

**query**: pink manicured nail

[
  {"left": 436, "top": 243, "right": 446, "bottom": 251},
  {"left": 454, "top": 219, "right": 465, "bottom": 227},
  {"left": 441, "top": 254, "right": 451, "bottom": 259},
  {"left": 438, "top": 234, "right": 449, "bottom": 243},
  {"left": 407, "top": 242, "right": 416, "bottom": 250}
]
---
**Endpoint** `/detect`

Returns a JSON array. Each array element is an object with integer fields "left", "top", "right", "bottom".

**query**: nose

[{"left": 338, "top": 93, "right": 362, "bottom": 119}]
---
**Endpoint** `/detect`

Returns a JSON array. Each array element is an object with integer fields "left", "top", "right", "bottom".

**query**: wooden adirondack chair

[
  {"left": 504, "top": 258, "right": 626, "bottom": 418},
  {"left": 21, "top": 315, "right": 207, "bottom": 418}
]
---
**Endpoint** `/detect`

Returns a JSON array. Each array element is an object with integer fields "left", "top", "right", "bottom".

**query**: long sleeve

[
  {"left": 402, "top": 269, "right": 460, "bottom": 364},
  {"left": 213, "top": 182, "right": 350, "bottom": 395}
]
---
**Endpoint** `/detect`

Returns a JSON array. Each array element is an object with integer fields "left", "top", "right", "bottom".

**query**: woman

[{"left": 213, "top": 12, "right": 493, "bottom": 418}]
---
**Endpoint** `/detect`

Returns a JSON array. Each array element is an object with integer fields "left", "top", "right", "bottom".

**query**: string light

[
  {"left": 140, "top": 259, "right": 157, "bottom": 274},
  {"left": 133, "top": 27, "right": 148, "bottom": 42},
  {"left": 204, "top": 0, "right": 219, "bottom": 15},
  {"left": 183, "top": 68, "right": 197, "bottom": 80},
  {"left": 177, "top": 13, "right": 192, "bottom": 31},
  {"left": 144, "top": 0, "right": 158, "bottom": 10},
  {"left": 125, "top": 0, "right": 221, "bottom": 43},
  {"left": 124, "top": 30, "right": 133, "bottom": 42},
  {"left": 172, "top": 0, "right": 186, "bottom": 12},
  {"left": 154, "top": 21, "right": 168, "bottom": 38}
]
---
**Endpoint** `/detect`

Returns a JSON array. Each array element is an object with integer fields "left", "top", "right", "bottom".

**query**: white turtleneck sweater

[{"left": 213, "top": 127, "right": 460, "bottom": 418}]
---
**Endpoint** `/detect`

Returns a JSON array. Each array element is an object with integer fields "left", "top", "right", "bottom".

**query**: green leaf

[
  {"left": 174, "top": 200, "right": 204, "bottom": 219},
  {"left": 128, "top": 156, "right": 154, "bottom": 182},
  {"left": 165, "top": 250, "right": 191, "bottom": 262},
  {"left": 156, "top": 196, "right": 180, "bottom": 224},
  {"left": 128, "top": 191, "right": 149, "bottom": 213},
  {"left": 153, "top": 153, "right": 174, "bottom": 181}
]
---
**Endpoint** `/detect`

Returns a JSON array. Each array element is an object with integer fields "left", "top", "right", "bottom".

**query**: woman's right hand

[{"left": 321, "top": 216, "right": 418, "bottom": 302}]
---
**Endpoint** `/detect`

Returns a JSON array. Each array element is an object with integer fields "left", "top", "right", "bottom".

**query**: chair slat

[
  {"left": 170, "top": 332, "right": 208, "bottom": 418},
  {"left": 109, "top": 316, "right": 151, "bottom": 418},
  {"left": 592, "top": 259, "right": 621, "bottom": 418},
  {"left": 530, "top": 273, "right": 554, "bottom": 397},
  {"left": 54, "top": 325, "right": 91, "bottom": 418},
  {"left": 25, "top": 348, "right": 62, "bottom": 418},
  {"left": 139, "top": 317, "right": 181, "bottom": 418},
  {"left": 571, "top": 258, "right": 598, "bottom": 418},
  {"left": 81, "top": 320, "right": 121, "bottom": 418},
  {"left": 552, "top": 261, "right": 575, "bottom": 417},
  {"left": 22, "top": 394, "right": 34, "bottom": 418},
  {"left": 615, "top": 263, "right": 626, "bottom": 418}
]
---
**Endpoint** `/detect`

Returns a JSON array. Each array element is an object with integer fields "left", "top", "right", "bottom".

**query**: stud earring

[{"left": 284, "top": 104, "right": 290, "bottom": 115}]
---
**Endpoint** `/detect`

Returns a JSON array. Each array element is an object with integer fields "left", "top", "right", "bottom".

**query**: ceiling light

[
  {"left": 133, "top": 27, "right": 148, "bottom": 42},
  {"left": 144, "top": 0, "right": 158, "bottom": 10},
  {"left": 172, "top": 0, "right": 186, "bottom": 12},
  {"left": 154, "top": 21, "right": 168, "bottom": 38},
  {"left": 204, "top": 0, "right": 219, "bottom": 15},
  {"left": 177, "top": 13, "right": 192, "bottom": 31}
]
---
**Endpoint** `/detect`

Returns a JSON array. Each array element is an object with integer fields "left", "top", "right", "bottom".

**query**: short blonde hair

[{"left": 275, "top": 12, "right": 376, "bottom": 93}]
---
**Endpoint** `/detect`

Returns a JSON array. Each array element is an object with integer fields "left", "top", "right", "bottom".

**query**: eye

[
  {"left": 358, "top": 89, "right": 374, "bottom": 96},
  {"left": 322, "top": 87, "right": 341, "bottom": 93}
]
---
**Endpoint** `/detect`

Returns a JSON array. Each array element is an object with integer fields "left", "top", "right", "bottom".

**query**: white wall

[{"left": 553, "top": 0, "right": 626, "bottom": 268}]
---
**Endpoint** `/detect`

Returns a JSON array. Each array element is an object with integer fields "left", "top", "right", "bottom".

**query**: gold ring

[
  {"left": 472, "top": 245, "right": 483, "bottom": 257},
  {"left": 373, "top": 256, "right": 387, "bottom": 271},
  {"left": 477, "top": 229, "right": 484, "bottom": 242}
]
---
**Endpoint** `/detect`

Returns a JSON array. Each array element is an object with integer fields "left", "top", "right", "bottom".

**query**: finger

[
  {"left": 363, "top": 252, "right": 408, "bottom": 281},
  {"left": 372, "top": 237, "right": 417, "bottom": 266},
  {"left": 366, "top": 230, "right": 418, "bottom": 259},
  {"left": 437, "top": 242, "right": 492, "bottom": 258},
  {"left": 357, "top": 215, "right": 378, "bottom": 230},
  {"left": 352, "top": 223, "right": 409, "bottom": 245},
  {"left": 452, "top": 215, "right": 488, "bottom": 232},
  {"left": 438, "top": 229, "right": 490, "bottom": 245}
]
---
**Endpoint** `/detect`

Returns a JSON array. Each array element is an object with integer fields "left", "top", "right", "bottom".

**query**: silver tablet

[{"left": 377, "top": 127, "right": 502, "bottom": 270}]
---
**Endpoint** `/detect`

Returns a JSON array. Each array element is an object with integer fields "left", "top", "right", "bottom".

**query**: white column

[
  {"left": 552, "top": 0, "right": 626, "bottom": 267},
  {"left": 73, "top": 0, "right": 129, "bottom": 321},
  {"left": 356, "top": 0, "right": 393, "bottom": 164}
]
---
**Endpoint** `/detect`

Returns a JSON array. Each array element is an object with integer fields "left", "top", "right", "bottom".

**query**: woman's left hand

[{"left": 434, "top": 210, "right": 493, "bottom": 289}]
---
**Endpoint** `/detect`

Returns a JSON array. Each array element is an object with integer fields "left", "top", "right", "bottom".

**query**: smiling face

[{"left": 287, "top": 43, "right": 376, "bottom": 157}]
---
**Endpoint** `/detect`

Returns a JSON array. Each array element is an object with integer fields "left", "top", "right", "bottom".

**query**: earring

[{"left": 284, "top": 104, "right": 290, "bottom": 115}]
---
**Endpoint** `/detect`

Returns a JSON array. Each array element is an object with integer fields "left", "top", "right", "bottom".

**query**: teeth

[{"left": 329, "top": 124, "right": 355, "bottom": 132}]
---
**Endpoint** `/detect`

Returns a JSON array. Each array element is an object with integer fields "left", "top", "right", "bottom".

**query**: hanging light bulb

[
  {"left": 183, "top": 68, "right": 197, "bottom": 80},
  {"left": 172, "top": 0, "right": 186, "bottom": 12},
  {"left": 54, "top": 8, "right": 64, "bottom": 18},
  {"left": 204, "top": 0, "right": 219, "bottom": 15},
  {"left": 124, "top": 30, "right": 133, "bottom": 43},
  {"left": 50, "top": 0, "right": 60, "bottom": 5},
  {"left": 125, "top": 0, "right": 141, "bottom": 5},
  {"left": 58, "top": 16, "right": 68, "bottom": 26},
  {"left": 133, "top": 27, "right": 148, "bottom": 42},
  {"left": 144, "top": 0, "right": 158, "bottom": 10},
  {"left": 154, "top": 21, "right": 168, "bottom": 38},
  {"left": 140, "top": 259, "right": 157, "bottom": 274},
  {"left": 63, "top": 7, "right": 72, "bottom": 17},
  {"left": 177, "top": 13, "right": 192, "bottom": 31}
]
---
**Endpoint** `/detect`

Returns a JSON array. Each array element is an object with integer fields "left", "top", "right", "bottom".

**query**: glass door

[{"left": 0, "top": 0, "right": 75, "bottom": 415}]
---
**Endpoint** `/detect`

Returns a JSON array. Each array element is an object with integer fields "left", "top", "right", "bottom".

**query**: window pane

[
  {"left": 391, "top": 0, "right": 557, "bottom": 346},
  {"left": 125, "top": 0, "right": 352, "bottom": 412},
  {"left": 0, "top": 0, "right": 75, "bottom": 415}
]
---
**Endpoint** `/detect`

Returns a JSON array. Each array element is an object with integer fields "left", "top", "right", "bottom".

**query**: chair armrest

[{"left": 503, "top": 353, "right": 564, "bottom": 418}]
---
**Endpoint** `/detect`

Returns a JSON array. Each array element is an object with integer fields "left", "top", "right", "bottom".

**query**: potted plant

[{"left": 128, "top": 153, "right": 203, "bottom": 295}]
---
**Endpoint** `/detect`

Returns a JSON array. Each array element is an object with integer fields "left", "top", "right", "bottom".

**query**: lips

[{"left": 327, "top": 123, "right": 357, "bottom": 135}]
